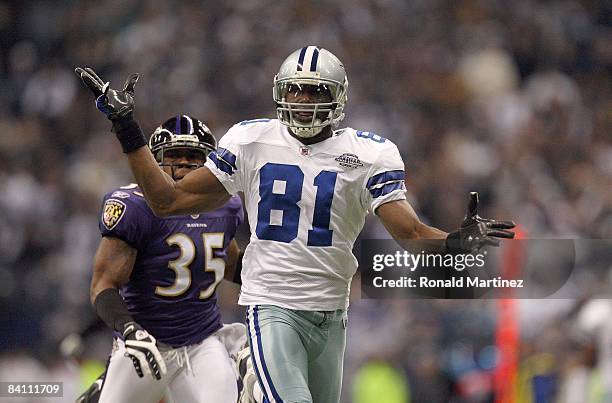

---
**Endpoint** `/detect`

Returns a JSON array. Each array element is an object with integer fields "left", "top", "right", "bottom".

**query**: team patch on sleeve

[{"left": 102, "top": 199, "right": 127, "bottom": 230}]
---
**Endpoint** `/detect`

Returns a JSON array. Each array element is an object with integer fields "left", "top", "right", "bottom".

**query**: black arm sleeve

[{"left": 93, "top": 288, "right": 135, "bottom": 332}]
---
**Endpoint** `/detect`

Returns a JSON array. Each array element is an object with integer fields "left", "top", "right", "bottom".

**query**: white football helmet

[{"left": 273, "top": 46, "right": 348, "bottom": 138}]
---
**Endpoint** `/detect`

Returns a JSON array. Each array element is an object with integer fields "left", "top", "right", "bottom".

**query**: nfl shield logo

[{"left": 299, "top": 146, "right": 310, "bottom": 156}]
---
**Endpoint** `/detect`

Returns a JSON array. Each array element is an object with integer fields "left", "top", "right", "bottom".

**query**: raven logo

[{"left": 102, "top": 199, "right": 127, "bottom": 230}]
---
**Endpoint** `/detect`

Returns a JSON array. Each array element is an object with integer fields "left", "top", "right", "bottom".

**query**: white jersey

[{"left": 205, "top": 119, "right": 406, "bottom": 310}]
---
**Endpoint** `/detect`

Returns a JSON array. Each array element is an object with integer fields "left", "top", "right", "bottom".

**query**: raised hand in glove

[
  {"left": 74, "top": 67, "right": 146, "bottom": 153},
  {"left": 122, "top": 321, "right": 167, "bottom": 380},
  {"left": 74, "top": 67, "right": 138, "bottom": 120},
  {"left": 446, "top": 192, "right": 515, "bottom": 254}
]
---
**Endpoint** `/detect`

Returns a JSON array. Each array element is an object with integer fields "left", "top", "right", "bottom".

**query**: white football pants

[{"left": 99, "top": 331, "right": 238, "bottom": 403}]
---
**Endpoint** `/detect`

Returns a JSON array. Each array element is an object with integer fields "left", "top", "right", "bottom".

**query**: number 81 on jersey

[{"left": 256, "top": 163, "right": 337, "bottom": 247}]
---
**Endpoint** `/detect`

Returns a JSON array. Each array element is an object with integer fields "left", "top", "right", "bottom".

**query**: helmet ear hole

[{"left": 154, "top": 150, "right": 163, "bottom": 163}]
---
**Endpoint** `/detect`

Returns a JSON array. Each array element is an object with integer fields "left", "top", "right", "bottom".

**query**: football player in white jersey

[{"left": 76, "top": 46, "right": 515, "bottom": 403}]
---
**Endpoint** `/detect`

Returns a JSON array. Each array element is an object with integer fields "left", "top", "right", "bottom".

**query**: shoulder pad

[
  {"left": 102, "top": 186, "right": 150, "bottom": 212},
  {"left": 111, "top": 184, "right": 146, "bottom": 198},
  {"left": 223, "top": 118, "right": 278, "bottom": 145},
  {"left": 338, "top": 128, "right": 400, "bottom": 162},
  {"left": 237, "top": 118, "right": 275, "bottom": 126}
]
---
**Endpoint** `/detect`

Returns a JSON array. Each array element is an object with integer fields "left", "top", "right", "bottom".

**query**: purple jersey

[{"left": 98, "top": 184, "right": 243, "bottom": 347}]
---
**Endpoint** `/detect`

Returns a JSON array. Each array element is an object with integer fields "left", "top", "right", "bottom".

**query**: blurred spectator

[{"left": 353, "top": 360, "right": 410, "bottom": 403}]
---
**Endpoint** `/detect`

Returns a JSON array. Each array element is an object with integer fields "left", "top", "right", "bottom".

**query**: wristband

[{"left": 111, "top": 117, "right": 147, "bottom": 154}]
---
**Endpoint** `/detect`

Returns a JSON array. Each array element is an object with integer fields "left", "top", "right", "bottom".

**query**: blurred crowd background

[{"left": 0, "top": 0, "right": 610, "bottom": 402}]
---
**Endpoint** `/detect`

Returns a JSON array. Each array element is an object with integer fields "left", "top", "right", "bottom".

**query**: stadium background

[{"left": 0, "top": 0, "right": 610, "bottom": 402}]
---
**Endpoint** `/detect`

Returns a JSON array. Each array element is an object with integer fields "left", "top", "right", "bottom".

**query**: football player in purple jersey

[{"left": 80, "top": 115, "right": 245, "bottom": 403}]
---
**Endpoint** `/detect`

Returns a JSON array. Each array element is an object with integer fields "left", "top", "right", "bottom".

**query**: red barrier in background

[{"left": 494, "top": 228, "right": 526, "bottom": 403}]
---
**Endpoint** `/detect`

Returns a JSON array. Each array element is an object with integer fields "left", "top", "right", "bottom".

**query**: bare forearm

[
  {"left": 126, "top": 147, "right": 178, "bottom": 215},
  {"left": 377, "top": 199, "right": 448, "bottom": 253},
  {"left": 414, "top": 222, "right": 447, "bottom": 240},
  {"left": 384, "top": 221, "right": 448, "bottom": 254},
  {"left": 377, "top": 200, "right": 447, "bottom": 239},
  {"left": 125, "top": 147, "right": 231, "bottom": 216}
]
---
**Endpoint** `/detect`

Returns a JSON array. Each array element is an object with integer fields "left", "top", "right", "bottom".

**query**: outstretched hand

[{"left": 446, "top": 192, "right": 515, "bottom": 253}]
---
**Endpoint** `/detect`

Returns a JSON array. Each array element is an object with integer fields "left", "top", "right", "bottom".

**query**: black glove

[
  {"left": 74, "top": 67, "right": 138, "bottom": 121},
  {"left": 122, "top": 322, "right": 167, "bottom": 380},
  {"left": 446, "top": 192, "right": 515, "bottom": 254},
  {"left": 74, "top": 67, "right": 146, "bottom": 153}
]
